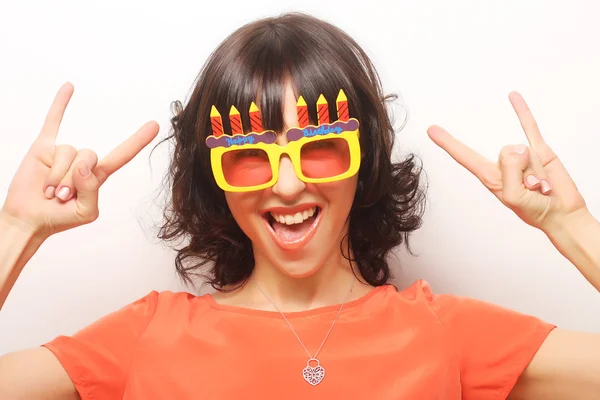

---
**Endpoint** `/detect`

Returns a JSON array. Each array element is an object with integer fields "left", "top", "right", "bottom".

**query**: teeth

[{"left": 270, "top": 206, "right": 317, "bottom": 226}]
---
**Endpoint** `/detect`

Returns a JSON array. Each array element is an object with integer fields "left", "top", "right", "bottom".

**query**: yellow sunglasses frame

[{"left": 210, "top": 124, "right": 361, "bottom": 192}]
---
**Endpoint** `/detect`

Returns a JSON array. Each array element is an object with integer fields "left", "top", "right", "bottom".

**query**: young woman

[{"left": 1, "top": 12, "right": 599, "bottom": 400}]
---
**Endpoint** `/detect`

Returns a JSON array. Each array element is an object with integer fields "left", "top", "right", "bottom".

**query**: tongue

[{"left": 272, "top": 216, "right": 315, "bottom": 243}]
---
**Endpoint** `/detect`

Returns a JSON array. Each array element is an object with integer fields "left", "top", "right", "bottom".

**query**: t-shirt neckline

[{"left": 202, "top": 284, "right": 394, "bottom": 319}]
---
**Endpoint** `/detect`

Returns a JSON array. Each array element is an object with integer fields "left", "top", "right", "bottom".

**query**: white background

[{"left": 1, "top": 0, "right": 599, "bottom": 354}]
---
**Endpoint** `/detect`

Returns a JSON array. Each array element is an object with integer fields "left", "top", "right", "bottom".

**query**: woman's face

[{"left": 224, "top": 81, "right": 359, "bottom": 277}]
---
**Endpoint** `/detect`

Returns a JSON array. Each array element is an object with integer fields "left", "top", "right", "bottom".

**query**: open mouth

[{"left": 263, "top": 206, "right": 322, "bottom": 250}]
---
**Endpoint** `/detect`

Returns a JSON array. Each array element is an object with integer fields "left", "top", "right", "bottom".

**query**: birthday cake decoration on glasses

[
  {"left": 205, "top": 103, "right": 278, "bottom": 148},
  {"left": 205, "top": 89, "right": 359, "bottom": 148}
]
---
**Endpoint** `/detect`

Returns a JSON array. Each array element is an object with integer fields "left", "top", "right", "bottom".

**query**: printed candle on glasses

[
  {"left": 296, "top": 96, "right": 309, "bottom": 128},
  {"left": 210, "top": 105, "right": 224, "bottom": 137},
  {"left": 249, "top": 102, "right": 263, "bottom": 132},
  {"left": 336, "top": 89, "right": 349, "bottom": 122},
  {"left": 317, "top": 94, "right": 329, "bottom": 125},
  {"left": 229, "top": 105, "right": 243, "bottom": 135}
]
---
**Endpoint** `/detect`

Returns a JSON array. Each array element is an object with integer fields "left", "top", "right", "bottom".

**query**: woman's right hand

[{"left": 0, "top": 82, "right": 159, "bottom": 239}]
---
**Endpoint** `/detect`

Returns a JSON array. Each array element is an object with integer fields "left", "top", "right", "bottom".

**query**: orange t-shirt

[{"left": 43, "top": 280, "right": 555, "bottom": 399}]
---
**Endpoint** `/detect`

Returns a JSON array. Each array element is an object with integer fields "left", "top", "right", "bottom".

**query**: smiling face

[{"left": 224, "top": 80, "right": 359, "bottom": 278}]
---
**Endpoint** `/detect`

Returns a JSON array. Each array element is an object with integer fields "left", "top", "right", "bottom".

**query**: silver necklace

[{"left": 254, "top": 279, "right": 354, "bottom": 386}]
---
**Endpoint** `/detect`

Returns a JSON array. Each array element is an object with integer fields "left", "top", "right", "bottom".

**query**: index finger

[
  {"left": 38, "top": 82, "right": 75, "bottom": 142},
  {"left": 427, "top": 125, "right": 499, "bottom": 186},
  {"left": 508, "top": 91, "right": 545, "bottom": 148},
  {"left": 94, "top": 121, "right": 160, "bottom": 185}
]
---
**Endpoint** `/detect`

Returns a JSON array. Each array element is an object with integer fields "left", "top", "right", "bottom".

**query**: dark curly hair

[{"left": 154, "top": 12, "right": 426, "bottom": 291}]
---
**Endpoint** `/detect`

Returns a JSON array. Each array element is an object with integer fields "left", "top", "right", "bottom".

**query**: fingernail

[
  {"left": 512, "top": 145, "right": 527, "bottom": 154},
  {"left": 44, "top": 186, "right": 56, "bottom": 199},
  {"left": 56, "top": 186, "right": 71, "bottom": 201},
  {"left": 79, "top": 165, "right": 90, "bottom": 177},
  {"left": 526, "top": 175, "right": 540, "bottom": 186},
  {"left": 540, "top": 180, "right": 552, "bottom": 194}
]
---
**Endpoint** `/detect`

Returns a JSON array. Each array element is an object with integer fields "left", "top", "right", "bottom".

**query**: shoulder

[
  {"left": 391, "top": 279, "right": 528, "bottom": 325},
  {"left": 394, "top": 280, "right": 555, "bottom": 340},
  {"left": 151, "top": 289, "right": 201, "bottom": 304},
  {"left": 120, "top": 289, "right": 213, "bottom": 323},
  {"left": 396, "top": 279, "right": 437, "bottom": 302},
  {"left": 152, "top": 289, "right": 212, "bottom": 312},
  {"left": 395, "top": 279, "right": 496, "bottom": 311},
  {"left": 359, "top": 280, "right": 445, "bottom": 324},
  {"left": 386, "top": 279, "right": 445, "bottom": 311}
]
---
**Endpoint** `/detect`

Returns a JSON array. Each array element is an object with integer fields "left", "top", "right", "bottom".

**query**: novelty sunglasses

[{"left": 205, "top": 90, "right": 361, "bottom": 193}]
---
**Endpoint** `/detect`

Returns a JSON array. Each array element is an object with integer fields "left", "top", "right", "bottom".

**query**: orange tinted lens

[
  {"left": 221, "top": 148, "right": 272, "bottom": 187},
  {"left": 300, "top": 138, "right": 351, "bottom": 179}
]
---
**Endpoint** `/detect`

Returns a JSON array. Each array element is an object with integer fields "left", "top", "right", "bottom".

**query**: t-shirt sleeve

[
  {"left": 42, "top": 291, "right": 159, "bottom": 400},
  {"left": 421, "top": 280, "right": 556, "bottom": 400}
]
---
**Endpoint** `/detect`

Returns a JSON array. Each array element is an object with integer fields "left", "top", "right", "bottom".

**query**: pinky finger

[
  {"left": 524, "top": 173, "right": 542, "bottom": 191},
  {"left": 539, "top": 179, "right": 552, "bottom": 195},
  {"left": 56, "top": 149, "right": 99, "bottom": 202},
  {"left": 524, "top": 174, "right": 552, "bottom": 195}
]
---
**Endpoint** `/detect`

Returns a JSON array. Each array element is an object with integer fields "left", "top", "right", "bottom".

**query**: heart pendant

[{"left": 302, "top": 358, "right": 325, "bottom": 386}]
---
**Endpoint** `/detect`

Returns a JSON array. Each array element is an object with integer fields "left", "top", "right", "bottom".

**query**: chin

[{"left": 256, "top": 217, "right": 350, "bottom": 280}]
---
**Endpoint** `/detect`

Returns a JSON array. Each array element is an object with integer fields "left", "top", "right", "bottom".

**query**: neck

[
  {"left": 251, "top": 260, "right": 357, "bottom": 313},
  {"left": 246, "top": 238, "right": 373, "bottom": 312}
]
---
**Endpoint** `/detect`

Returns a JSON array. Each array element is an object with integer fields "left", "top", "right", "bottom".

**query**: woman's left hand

[{"left": 427, "top": 91, "right": 589, "bottom": 234}]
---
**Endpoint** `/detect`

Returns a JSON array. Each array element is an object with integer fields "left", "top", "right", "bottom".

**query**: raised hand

[
  {"left": 427, "top": 91, "right": 588, "bottom": 233},
  {"left": 0, "top": 83, "right": 159, "bottom": 239}
]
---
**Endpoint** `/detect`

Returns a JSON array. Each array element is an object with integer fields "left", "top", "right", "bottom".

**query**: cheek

[
  {"left": 224, "top": 192, "right": 263, "bottom": 231},
  {"left": 317, "top": 175, "right": 358, "bottom": 210}
]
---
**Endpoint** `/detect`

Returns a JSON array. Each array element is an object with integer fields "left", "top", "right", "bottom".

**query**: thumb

[
  {"left": 499, "top": 144, "right": 531, "bottom": 207},
  {"left": 72, "top": 160, "right": 101, "bottom": 220}
]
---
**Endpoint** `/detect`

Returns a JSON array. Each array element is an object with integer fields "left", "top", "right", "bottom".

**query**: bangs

[{"left": 197, "top": 14, "right": 364, "bottom": 138}]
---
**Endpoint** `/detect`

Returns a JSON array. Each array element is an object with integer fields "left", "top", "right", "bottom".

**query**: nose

[{"left": 271, "top": 155, "right": 306, "bottom": 200}]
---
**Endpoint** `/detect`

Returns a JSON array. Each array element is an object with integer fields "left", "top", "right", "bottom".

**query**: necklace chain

[{"left": 254, "top": 279, "right": 354, "bottom": 360}]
